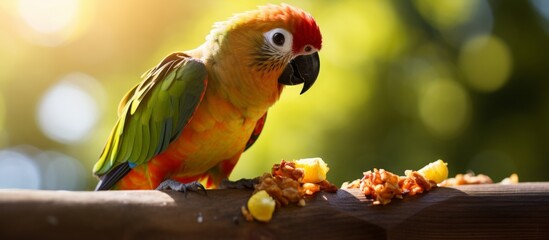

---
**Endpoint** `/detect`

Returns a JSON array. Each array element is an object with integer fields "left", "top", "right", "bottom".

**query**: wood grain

[{"left": 1, "top": 183, "right": 548, "bottom": 239}]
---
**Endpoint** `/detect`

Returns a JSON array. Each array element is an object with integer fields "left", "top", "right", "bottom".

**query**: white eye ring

[{"left": 264, "top": 28, "right": 293, "bottom": 53}]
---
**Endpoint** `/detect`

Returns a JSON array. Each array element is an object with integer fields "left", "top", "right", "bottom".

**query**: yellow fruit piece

[
  {"left": 247, "top": 190, "right": 276, "bottom": 222},
  {"left": 294, "top": 157, "right": 329, "bottom": 183},
  {"left": 418, "top": 159, "right": 449, "bottom": 184}
]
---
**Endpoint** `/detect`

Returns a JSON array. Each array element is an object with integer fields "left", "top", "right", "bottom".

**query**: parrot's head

[{"left": 209, "top": 4, "right": 322, "bottom": 96}]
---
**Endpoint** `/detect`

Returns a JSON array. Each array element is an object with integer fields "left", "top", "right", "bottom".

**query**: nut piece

[
  {"left": 255, "top": 161, "right": 304, "bottom": 207},
  {"left": 399, "top": 170, "right": 436, "bottom": 196},
  {"left": 439, "top": 172, "right": 493, "bottom": 186},
  {"left": 318, "top": 179, "right": 339, "bottom": 193},
  {"left": 302, "top": 182, "right": 320, "bottom": 195},
  {"left": 272, "top": 160, "right": 304, "bottom": 182},
  {"left": 341, "top": 179, "right": 361, "bottom": 189},
  {"left": 439, "top": 172, "right": 519, "bottom": 186},
  {"left": 360, "top": 169, "right": 403, "bottom": 205}
]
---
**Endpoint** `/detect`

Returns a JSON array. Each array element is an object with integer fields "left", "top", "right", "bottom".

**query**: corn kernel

[{"left": 247, "top": 190, "right": 276, "bottom": 222}]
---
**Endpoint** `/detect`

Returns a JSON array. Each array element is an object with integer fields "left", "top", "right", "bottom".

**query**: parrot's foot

[
  {"left": 156, "top": 179, "right": 206, "bottom": 196},
  {"left": 219, "top": 177, "right": 259, "bottom": 189}
]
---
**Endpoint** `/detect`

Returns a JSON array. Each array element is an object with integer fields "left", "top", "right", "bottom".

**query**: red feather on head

[{"left": 291, "top": 9, "right": 322, "bottom": 54}]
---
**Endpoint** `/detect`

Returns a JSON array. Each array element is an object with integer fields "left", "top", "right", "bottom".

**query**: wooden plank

[{"left": 1, "top": 183, "right": 548, "bottom": 239}]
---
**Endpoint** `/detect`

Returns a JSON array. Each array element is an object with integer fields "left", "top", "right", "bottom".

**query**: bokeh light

[
  {"left": 14, "top": 0, "right": 92, "bottom": 46},
  {"left": 0, "top": 96, "right": 5, "bottom": 133},
  {"left": 40, "top": 151, "right": 88, "bottom": 190},
  {"left": 321, "top": 0, "right": 404, "bottom": 65},
  {"left": 414, "top": 0, "right": 478, "bottom": 30},
  {"left": 0, "top": 146, "right": 89, "bottom": 189},
  {"left": 18, "top": 0, "right": 78, "bottom": 34},
  {"left": 459, "top": 35, "right": 513, "bottom": 92},
  {"left": 37, "top": 73, "right": 103, "bottom": 144},
  {"left": 0, "top": 149, "right": 41, "bottom": 189},
  {"left": 531, "top": 0, "right": 549, "bottom": 22},
  {"left": 531, "top": 0, "right": 549, "bottom": 39},
  {"left": 419, "top": 79, "right": 470, "bottom": 139},
  {"left": 414, "top": 0, "right": 494, "bottom": 46}
]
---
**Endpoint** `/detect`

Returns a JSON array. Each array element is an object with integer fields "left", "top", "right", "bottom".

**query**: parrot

[{"left": 93, "top": 4, "right": 322, "bottom": 191}]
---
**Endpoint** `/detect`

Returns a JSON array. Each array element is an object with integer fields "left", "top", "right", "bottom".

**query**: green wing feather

[{"left": 93, "top": 52, "right": 207, "bottom": 177}]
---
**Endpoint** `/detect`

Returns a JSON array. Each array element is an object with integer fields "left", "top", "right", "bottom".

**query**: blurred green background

[{"left": 1, "top": 0, "right": 548, "bottom": 190}]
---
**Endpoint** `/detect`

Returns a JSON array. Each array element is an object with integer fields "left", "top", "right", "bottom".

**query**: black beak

[{"left": 278, "top": 52, "right": 320, "bottom": 94}]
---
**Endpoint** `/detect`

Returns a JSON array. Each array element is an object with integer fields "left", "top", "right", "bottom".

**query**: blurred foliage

[{"left": 0, "top": 0, "right": 548, "bottom": 190}]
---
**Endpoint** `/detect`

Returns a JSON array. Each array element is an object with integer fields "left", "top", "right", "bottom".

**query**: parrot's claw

[
  {"left": 156, "top": 179, "right": 207, "bottom": 196},
  {"left": 219, "top": 178, "right": 259, "bottom": 189}
]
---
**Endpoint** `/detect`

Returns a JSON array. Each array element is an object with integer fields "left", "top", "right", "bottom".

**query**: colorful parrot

[{"left": 93, "top": 4, "right": 322, "bottom": 191}]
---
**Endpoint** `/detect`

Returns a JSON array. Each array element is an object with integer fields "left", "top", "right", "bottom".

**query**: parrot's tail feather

[{"left": 95, "top": 163, "right": 132, "bottom": 191}]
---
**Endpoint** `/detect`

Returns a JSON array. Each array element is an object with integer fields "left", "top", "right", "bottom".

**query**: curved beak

[{"left": 278, "top": 52, "right": 320, "bottom": 94}]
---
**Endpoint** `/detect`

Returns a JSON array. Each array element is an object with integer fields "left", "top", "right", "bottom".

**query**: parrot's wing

[
  {"left": 244, "top": 112, "right": 267, "bottom": 151},
  {"left": 93, "top": 52, "right": 207, "bottom": 190}
]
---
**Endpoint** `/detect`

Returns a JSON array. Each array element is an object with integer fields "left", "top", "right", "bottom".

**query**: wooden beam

[{"left": 1, "top": 183, "right": 548, "bottom": 239}]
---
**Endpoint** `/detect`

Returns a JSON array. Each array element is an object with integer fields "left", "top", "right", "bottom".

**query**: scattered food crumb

[
  {"left": 500, "top": 173, "right": 519, "bottom": 185},
  {"left": 241, "top": 206, "right": 254, "bottom": 222},
  {"left": 440, "top": 172, "right": 519, "bottom": 186}
]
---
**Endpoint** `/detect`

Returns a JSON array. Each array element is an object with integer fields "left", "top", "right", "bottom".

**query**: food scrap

[
  {"left": 294, "top": 157, "right": 329, "bottom": 183},
  {"left": 440, "top": 172, "right": 518, "bottom": 186},
  {"left": 343, "top": 159, "right": 520, "bottom": 205},
  {"left": 417, "top": 159, "right": 448, "bottom": 184},
  {"left": 342, "top": 159, "right": 447, "bottom": 205},
  {"left": 242, "top": 158, "right": 338, "bottom": 222},
  {"left": 245, "top": 190, "right": 276, "bottom": 222},
  {"left": 500, "top": 173, "right": 519, "bottom": 184}
]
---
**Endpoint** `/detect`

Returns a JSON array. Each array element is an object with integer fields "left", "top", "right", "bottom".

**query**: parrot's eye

[
  {"left": 264, "top": 28, "right": 293, "bottom": 53},
  {"left": 273, "top": 33, "right": 285, "bottom": 46}
]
